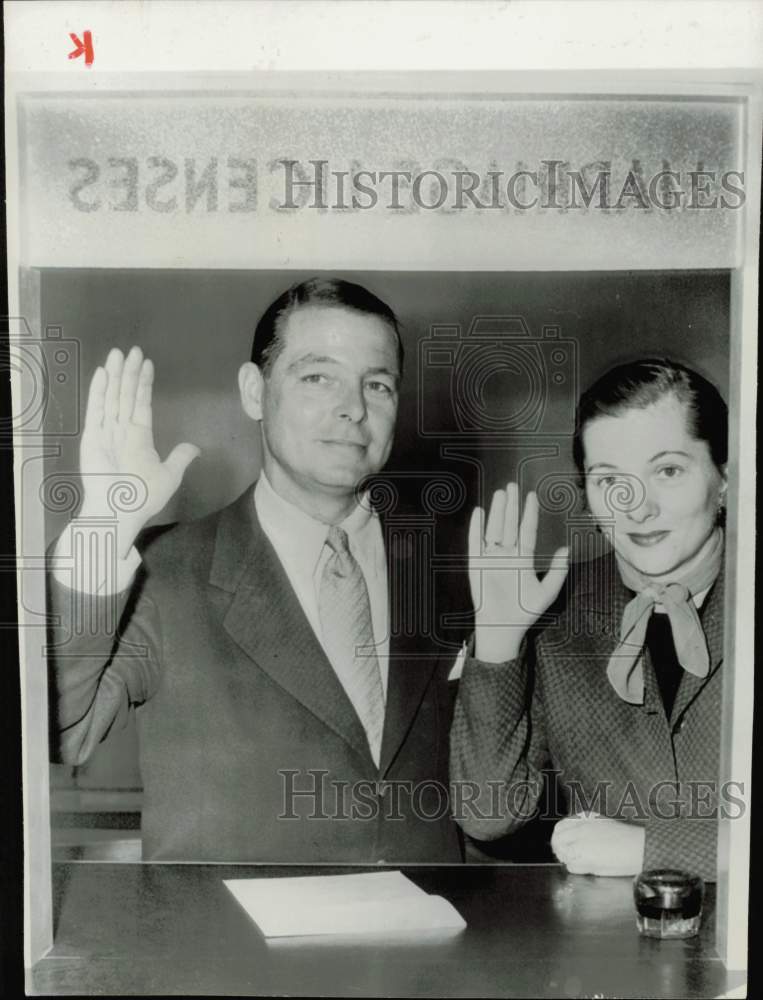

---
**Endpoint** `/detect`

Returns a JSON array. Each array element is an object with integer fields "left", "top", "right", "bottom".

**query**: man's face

[{"left": 256, "top": 305, "right": 400, "bottom": 505}]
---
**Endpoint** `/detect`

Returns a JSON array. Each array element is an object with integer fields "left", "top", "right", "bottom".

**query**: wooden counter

[{"left": 30, "top": 862, "right": 743, "bottom": 997}]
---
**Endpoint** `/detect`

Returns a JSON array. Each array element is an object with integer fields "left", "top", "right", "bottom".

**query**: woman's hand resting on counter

[{"left": 551, "top": 814, "right": 646, "bottom": 877}]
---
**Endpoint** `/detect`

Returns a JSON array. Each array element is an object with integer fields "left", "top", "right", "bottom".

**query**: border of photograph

[{"left": 4, "top": 1, "right": 761, "bottom": 991}]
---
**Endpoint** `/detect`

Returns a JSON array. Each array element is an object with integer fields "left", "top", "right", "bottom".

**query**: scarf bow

[{"left": 606, "top": 529, "right": 723, "bottom": 705}]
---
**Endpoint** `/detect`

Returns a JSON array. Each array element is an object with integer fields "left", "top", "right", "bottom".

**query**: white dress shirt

[{"left": 254, "top": 473, "right": 390, "bottom": 698}]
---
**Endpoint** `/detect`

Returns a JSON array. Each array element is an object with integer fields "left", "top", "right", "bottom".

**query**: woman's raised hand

[
  {"left": 469, "top": 483, "right": 569, "bottom": 663},
  {"left": 78, "top": 346, "right": 200, "bottom": 557}
]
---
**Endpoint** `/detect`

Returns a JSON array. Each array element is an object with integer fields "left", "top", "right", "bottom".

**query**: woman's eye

[
  {"left": 657, "top": 465, "right": 684, "bottom": 479},
  {"left": 596, "top": 474, "right": 617, "bottom": 489}
]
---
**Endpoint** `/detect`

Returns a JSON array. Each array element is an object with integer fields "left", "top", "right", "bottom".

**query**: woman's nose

[{"left": 624, "top": 487, "right": 659, "bottom": 523}]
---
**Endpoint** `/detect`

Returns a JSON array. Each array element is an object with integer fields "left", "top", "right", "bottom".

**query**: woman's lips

[{"left": 627, "top": 530, "right": 670, "bottom": 547}]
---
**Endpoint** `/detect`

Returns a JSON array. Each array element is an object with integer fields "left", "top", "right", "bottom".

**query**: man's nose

[{"left": 335, "top": 383, "right": 367, "bottom": 422}]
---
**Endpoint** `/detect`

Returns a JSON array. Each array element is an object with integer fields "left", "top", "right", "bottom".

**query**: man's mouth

[
  {"left": 627, "top": 531, "right": 670, "bottom": 548},
  {"left": 321, "top": 439, "right": 367, "bottom": 450}
]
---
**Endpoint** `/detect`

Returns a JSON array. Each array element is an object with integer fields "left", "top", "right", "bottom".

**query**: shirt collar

[{"left": 254, "top": 471, "right": 376, "bottom": 577}]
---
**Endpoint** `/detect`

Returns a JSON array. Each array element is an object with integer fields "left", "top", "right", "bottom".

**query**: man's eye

[
  {"left": 366, "top": 380, "right": 393, "bottom": 395},
  {"left": 301, "top": 373, "right": 330, "bottom": 385}
]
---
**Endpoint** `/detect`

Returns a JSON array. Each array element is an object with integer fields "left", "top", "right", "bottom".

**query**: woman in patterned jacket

[{"left": 451, "top": 359, "right": 728, "bottom": 879}]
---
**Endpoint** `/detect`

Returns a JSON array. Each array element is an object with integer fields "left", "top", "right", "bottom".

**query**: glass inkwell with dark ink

[{"left": 633, "top": 869, "right": 704, "bottom": 939}]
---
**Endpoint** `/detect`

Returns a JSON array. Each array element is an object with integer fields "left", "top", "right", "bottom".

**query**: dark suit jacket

[
  {"left": 450, "top": 554, "right": 726, "bottom": 880},
  {"left": 49, "top": 487, "right": 466, "bottom": 863}
]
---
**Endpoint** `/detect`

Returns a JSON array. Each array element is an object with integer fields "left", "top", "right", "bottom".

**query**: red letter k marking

[{"left": 69, "top": 31, "right": 94, "bottom": 67}]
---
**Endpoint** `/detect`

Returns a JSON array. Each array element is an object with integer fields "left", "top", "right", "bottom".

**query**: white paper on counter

[{"left": 223, "top": 870, "right": 467, "bottom": 938}]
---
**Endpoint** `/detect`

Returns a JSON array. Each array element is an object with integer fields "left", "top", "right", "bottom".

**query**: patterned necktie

[{"left": 318, "top": 526, "right": 385, "bottom": 767}]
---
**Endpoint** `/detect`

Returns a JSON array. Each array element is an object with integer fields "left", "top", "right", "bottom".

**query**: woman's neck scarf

[{"left": 607, "top": 528, "right": 724, "bottom": 705}]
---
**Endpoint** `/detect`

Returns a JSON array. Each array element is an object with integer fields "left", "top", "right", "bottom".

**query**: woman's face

[{"left": 582, "top": 393, "right": 726, "bottom": 578}]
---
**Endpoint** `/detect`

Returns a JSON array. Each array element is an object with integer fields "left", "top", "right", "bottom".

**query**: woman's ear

[
  {"left": 719, "top": 463, "right": 728, "bottom": 498},
  {"left": 239, "top": 362, "right": 265, "bottom": 421},
  {"left": 717, "top": 464, "right": 728, "bottom": 518}
]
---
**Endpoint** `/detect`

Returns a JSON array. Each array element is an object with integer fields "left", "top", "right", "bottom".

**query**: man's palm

[{"left": 79, "top": 347, "right": 199, "bottom": 536}]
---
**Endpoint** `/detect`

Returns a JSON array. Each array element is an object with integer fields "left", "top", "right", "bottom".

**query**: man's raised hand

[
  {"left": 78, "top": 346, "right": 200, "bottom": 557},
  {"left": 469, "top": 483, "right": 569, "bottom": 663}
]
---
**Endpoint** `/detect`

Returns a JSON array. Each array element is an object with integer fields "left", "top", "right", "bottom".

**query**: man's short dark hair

[{"left": 251, "top": 278, "right": 404, "bottom": 376}]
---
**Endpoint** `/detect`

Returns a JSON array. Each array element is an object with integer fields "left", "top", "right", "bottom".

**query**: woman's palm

[{"left": 469, "top": 484, "right": 569, "bottom": 661}]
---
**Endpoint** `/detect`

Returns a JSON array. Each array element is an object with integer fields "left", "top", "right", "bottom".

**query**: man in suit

[{"left": 48, "top": 278, "right": 464, "bottom": 863}]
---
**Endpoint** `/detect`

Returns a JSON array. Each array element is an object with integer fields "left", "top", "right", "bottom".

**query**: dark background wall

[{"left": 41, "top": 268, "right": 729, "bottom": 799}]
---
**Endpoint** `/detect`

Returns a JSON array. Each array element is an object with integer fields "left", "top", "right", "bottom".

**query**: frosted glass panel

[{"left": 19, "top": 95, "right": 742, "bottom": 269}]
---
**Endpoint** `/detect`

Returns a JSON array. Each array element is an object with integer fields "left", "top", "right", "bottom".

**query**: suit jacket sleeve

[
  {"left": 47, "top": 553, "right": 162, "bottom": 766},
  {"left": 642, "top": 813, "right": 718, "bottom": 881},
  {"left": 450, "top": 637, "right": 549, "bottom": 840}
]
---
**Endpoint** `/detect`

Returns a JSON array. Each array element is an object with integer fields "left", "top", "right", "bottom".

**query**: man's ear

[{"left": 239, "top": 362, "right": 265, "bottom": 421}]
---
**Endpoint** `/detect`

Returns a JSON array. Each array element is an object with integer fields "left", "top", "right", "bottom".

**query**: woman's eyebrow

[
  {"left": 649, "top": 450, "right": 692, "bottom": 462},
  {"left": 586, "top": 450, "right": 693, "bottom": 473}
]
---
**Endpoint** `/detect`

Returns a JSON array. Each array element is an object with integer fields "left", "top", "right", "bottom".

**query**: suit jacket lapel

[
  {"left": 576, "top": 555, "right": 665, "bottom": 714},
  {"left": 378, "top": 513, "right": 439, "bottom": 776},
  {"left": 670, "top": 567, "right": 725, "bottom": 725},
  {"left": 209, "top": 488, "right": 375, "bottom": 771}
]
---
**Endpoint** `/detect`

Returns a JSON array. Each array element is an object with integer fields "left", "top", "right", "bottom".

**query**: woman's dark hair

[
  {"left": 572, "top": 358, "right": 728, "bottom": 480},
  {"left": 250, "top": 277, "right": 404, "bottom": 375}
]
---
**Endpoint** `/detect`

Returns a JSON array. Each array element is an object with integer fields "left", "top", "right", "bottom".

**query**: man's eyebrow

[
  {"left": 286, "top": 355, "right": 400, "bottom": 381},
  {"left": 365, "top": 366, "right": 400, "bottom": 381},
  {"left": 286, "top": 353, "right": 338, "bottom": 371}
]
